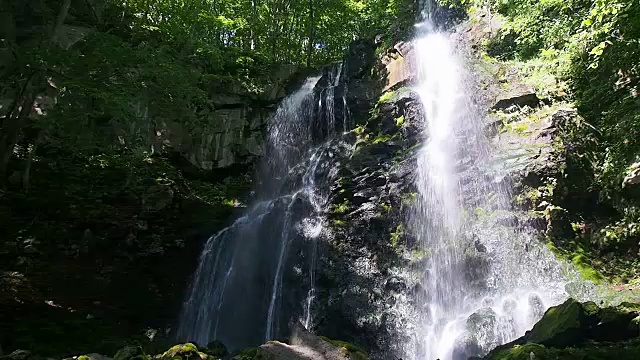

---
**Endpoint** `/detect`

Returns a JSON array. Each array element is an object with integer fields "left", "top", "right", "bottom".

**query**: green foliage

[
  {"left": 332, "top": 200, "right": 351, "bottom": 214},
  {"left": 571, "top": 254, "right": 605, "bottom": 284},
  {"left": 333, "top": 219, "right": 346, "bottom": 227},
  {"left": 401, "top": 192, "right": 417, "bottom": 206},
  {"left": 390, "top": 224, "right": 404, "bottom": 249},
  {"left": 468, "top": 0, "right": 640, "bottom": 285},
  {"left": 372, "top": 133, "right": 395, "bottom": 144},
  {"left": 377, "top": 91, "right": 394, "bottom": 103}
]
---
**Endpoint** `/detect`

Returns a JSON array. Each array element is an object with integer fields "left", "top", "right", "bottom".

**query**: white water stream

[
  {"left": 177, "top": 67, "right": 348, "bottom": 350},
  {"left": 406, "top": 5, "right": 581, "bottom": 360}
]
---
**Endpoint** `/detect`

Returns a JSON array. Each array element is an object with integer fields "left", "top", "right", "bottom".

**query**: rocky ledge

[{"left": 480, "top": 298, "right": 640, "bottom": 360}]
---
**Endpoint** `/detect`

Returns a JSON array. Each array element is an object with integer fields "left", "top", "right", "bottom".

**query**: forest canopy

[{"left": 0, "top": 0, "right": 414, "bottom": 188}]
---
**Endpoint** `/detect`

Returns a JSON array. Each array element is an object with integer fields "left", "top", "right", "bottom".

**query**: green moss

[
  {"left": 377, "top": 91, "right": 394, "bottom": 103},
  {"left": 319, "top": 337, "right": 369, "bottom": 360},
  {"left": 161, "top": 343, "right": 199, "bottom": 360},
  {"left": 372, "top": 133, "right": 395, "bottom": 144},
  {"left": 401, "top": 192, "right": 417, "bottom": 206},
  {"left": 487, "top": 343, "right": 549, "bottom": 360},
  {"left": 379, "top": 202, "right": 392, "bottom": 213},
  {"left": 332, "top": 200, "right": 350, "bottom": 214},
  {"left": 78, "top": 356, "right": 91, "bottom": 360},
  {"left": 571, "top": 254, "right": 605, "bottom": 284},
  {"left": 390, "top": 224, "right": 404, "bottom": 249},
  {"left": 527, "top": 298, "right": 584, "bottom": 346},
  {"left": 501, "top": 121, "right": 531, "bottom": 135},
  {"left": 395, "top": 115, "right": 405, "bottom": 127},
  {"left": 486, "top": 339, "right": 640, "bottom": 360},
  {"left": 351, "top": 125, "right": 366, "bottom": 136}
]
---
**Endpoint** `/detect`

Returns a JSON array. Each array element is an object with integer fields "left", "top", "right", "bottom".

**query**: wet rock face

[
  {"left": 154, "top": 65, "right": 308, "bottom": 173},
  {"left": 306, "top": 85, "right": 424, "bottom": 357}
]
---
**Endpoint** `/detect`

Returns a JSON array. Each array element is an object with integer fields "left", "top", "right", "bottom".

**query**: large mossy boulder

[
  {"left": 525, "top": 298, "right": 599, "bottom": 347},
  {"left": 483, "top": 299, "right": 640, "bottom": 359},
  {"left": 484, "top": 340, "right": 640, "bottom": 360},
  {"left": 525, "top": 299, "right": 640, "bottom": 347},
  {"left": 160, "top": 344, "right": 201, "bottom": 360}
]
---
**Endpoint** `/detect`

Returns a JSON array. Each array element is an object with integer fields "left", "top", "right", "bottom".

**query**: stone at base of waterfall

[
  {"left": 0, "top": 350, "right": 31, "bottom": 360},
  {"left": 253, "top": 323, "right": 363, "bottom": 360},
  {"left": 482, "top": 299, "right": 640, "bottom": 359},
  {"left": 257, "top": 341, "right": 347, "bottom": 360}
]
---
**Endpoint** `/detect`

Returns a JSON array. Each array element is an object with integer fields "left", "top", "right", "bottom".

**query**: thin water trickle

[{"left": 406, "top": 4, "right": 577, "bottom": 360}]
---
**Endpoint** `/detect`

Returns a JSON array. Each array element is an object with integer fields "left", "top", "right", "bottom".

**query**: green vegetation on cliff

[{"left": 445, "top": 0, "right": 640, "bottom": 285}]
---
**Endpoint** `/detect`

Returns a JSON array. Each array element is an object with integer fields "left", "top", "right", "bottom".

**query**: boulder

[
  {"left": 203, "top": 341, "right": 228, "bottom": 358},
  {"left": 0, "top": 350, "right": 31, "bottom": 360},
  {"left": 142, "top": 183, "right": 175, "bottom": 212},
  {"left": 113, "top": 346, "right": 148, "bottom": 360},
  {"left": 483, "top": 299, "right": 640, "bottom": 359},
  {"left": 160, "top": 344, "right": 201, "bottom": 360},
  {"left": 227, "top": 325, "right": 365, "bottom": 360},
  {"left": 526, "top": 299, "right": 599, "bottom": 347}
]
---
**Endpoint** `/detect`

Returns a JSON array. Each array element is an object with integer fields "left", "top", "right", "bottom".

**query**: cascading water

[
  {"left": 406, "top": 3, "right": 578, "bottom": 360},
  {"left": 177, "top": 70, "right": 344, "bottom": 350}
]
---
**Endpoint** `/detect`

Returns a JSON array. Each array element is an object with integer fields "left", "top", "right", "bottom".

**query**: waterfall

[
  {"left": 177, "top": 68, "right": 345, "bottom": 350},
  {"left": 406, "top": 4, "right": 575, "bottom": 360}
]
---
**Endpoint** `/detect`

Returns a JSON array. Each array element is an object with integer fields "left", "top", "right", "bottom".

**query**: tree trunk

[
  {"left": 250, "top": 0, "right": 257, "bottom": 50},
  {"left": 306, "top": 0, "right": 314, "bottom": 67}
]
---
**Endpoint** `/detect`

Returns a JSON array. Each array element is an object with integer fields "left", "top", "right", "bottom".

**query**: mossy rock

[
  {"left": 484, "top": 343, "right": 549, "bottom": 360},
  {"left": 113, "top": 346, "right": 149, "bottom": 360},
  {"left": 485, "top": 299, "right": 640, "bottom": 359},
  {"left": 319, "top": 337, "right": 368, "bottom": 360},
  {"left": 160, "top": 343, "right": 201, "bottom": 360},
  {"left": 526, "top": 298, "right": 598, "bottom": 347},
  {"left": 485, "top": 339, "right": 640, "bottom": 360},
  {"left": 201, "top": 341, "right": 227, "bottom": 358},
  {"left": 229, "top": 347, "right": 258, "bottom": 360},
  {"left": 526, "top": 298, "right": 640, "bottom": 347},
  {"left": 591, "top": 305, "right": 640, "bottom": 341}
]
